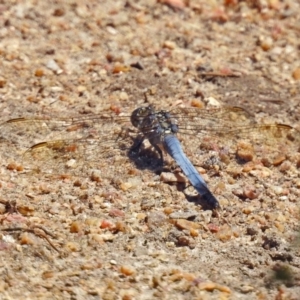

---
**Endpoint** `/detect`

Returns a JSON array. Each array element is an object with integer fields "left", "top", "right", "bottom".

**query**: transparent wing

[
  {"left": 0, "top": 106, "right": 299, "bottom": 178},
  {"left": 0, "top": 111, "right": 137, "bottom": 177},
  {"left": 178, "top": 121, "right": 299, "bottom": 169},
  {"left": 0, "top": 112, "right": 131, "bottom": 150},
  {"left": 20, "top": 134, "right": 134, "bottom": 177},
  {"left": 170, "top": 106, "right": 256, "bottom": 133},
  {"left": 0, "top": 106, "right": 260, "bottom": 151},
  {"left": 0, "top": 106, "right": 258, "bottom": 148},
  {"left": 165, "top": 106, "right": 299, "bottom": 167}
]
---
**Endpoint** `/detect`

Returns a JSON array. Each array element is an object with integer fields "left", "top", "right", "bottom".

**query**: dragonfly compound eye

[
  {"left": 130, "top": 108, "right": 144, "bottom": 128},
  {"left": 130, "top": 106, "right": 154, "bottom": 128}
]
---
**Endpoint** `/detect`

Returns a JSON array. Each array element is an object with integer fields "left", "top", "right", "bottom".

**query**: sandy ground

[{"left": 0, "top": 0, "right": 300, "bottom": 299}]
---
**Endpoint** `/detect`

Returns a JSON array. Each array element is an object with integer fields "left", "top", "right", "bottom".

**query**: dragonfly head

[{"left": 130, "top": 106, "right": 155, "bottom": 129}]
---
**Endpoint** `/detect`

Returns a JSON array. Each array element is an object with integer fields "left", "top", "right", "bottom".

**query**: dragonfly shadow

[
  {"left": 184, "top": 193, "right": 217, "bottom": 211},
  {"left": 175, "top": 183, "right": 218, "bottom": 211},
  {"left": 126, "top": 145, "right": 164, "bottom": 174}
]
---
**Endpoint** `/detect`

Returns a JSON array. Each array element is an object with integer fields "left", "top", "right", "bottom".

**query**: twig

[{"left": 1, "top": 225, "right": 60, "bottom": 253}]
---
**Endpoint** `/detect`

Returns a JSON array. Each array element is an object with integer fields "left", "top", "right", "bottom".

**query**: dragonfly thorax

[{"left": 130, "top": 106, "right": 178, "bottom": 138}]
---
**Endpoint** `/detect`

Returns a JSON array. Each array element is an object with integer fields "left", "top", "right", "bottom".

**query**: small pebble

[
  {"left": 120, "top": 265, "right": 136, "bottom": 276},
  {"left": 100, "top": 219, "right": 114, "bottom": 229},
  {"left": 279, "top": 161, "right": 291, "bottom": 172},
  {"left": 246, "top": 227, "right": 258, "bottom": 236},
  {"left": 198, "top": 281, "right": 231, "bottom": 293},
  {"left": 274, "top": 221, "right": 285, "bottom": 232},
  {"left": 259, "top": 36, "right": 273, "bottom": 51},
  {"left": 242, "top": 206, "right": 254, "bottom": 215},
  {"left": 120, "top": 181, "right": 133, "bottom": 191},
  {"left": 240, "top": 285, "right": 254, "bottom": 293},
  {"left": 163, "top": 40, "right": 176, "bottom": 50},
  {"left": 197, "top": 210, "right": 212, "bottom": 223},
  {"left": 46, "top": 59, "right": 62, "bottom": 73},
  {"left": 216, "top": 224, "right": 232, "bottom": 242},
  {"left": 101, "top": 233, "right": 115, "bottom": 241},
  {"left": 191, "top": 98, "right": 204, "bottom": 108},
  {"left": 0, "top": 78, "right": 6, "bottom": 88},
  {"left": 243, "top": 186, "right": 259, "bottom": 200},
  {"left": 112, "top": 63, "right": 130, "bottom": 74},
  {"left": 19, "top": 232, "right": 37, "bottom": 246},
  {"left": 18, "top": 205, "right": 35, "bottom": 216},
  {"left": 114, "top": 221, "right": 126, "bottom": 233},
  {"left": 272, "top": 185, "right": 283, "bottom": 195},
  {"left": 163, "top": 207, "right": 174, "bottom": 215},
  {"left": 205, "top": 96, "right": 221, "bottom": 107},
  {"left": 65, "top": 242, "right": 81, "bottom": 252},
  {"left": 236, "top": 142, "right": 254, "bottom": 162},
  {"left": 109, "top": 208, "right": 125, "bottom": 218},
  {"left": 147, "top": 212, "right": 167, "bottom": 228},
  {"left": 34, "top": 69, "right": 44, "bottom": 77},
  {"left": 70, "top": 221, "right": 83, "bottom": 233},
  {"left": 207, "top": 223, "right": 219, "bottom": 233},
  {"left": 158, "top": 0, "right": 186, "bottom": 9},
  {"left": 41, "top": 271, "right": 55, "bottom": 280},
  {"left": 177, "top": 235, "right": 191, "bottom": 247},
  {"left": 175, "top": 219, "right": 201, "bottom": 231},
  {"left": 160, "top": 172, "right": 186, "bottom": 183},
  {"left": 292, "top": 67, "right": 300, "bottom": 80},
  {"left": 119, "top": 91, "right": 129, "bottom": 101},
  {"left": 53, "top": 8, "right": 65, "bottom": 17},
  {"left": 273, "top": 154, "right": 286, "bottom": 166},
  {"left": 141, "top": 198, "right": 155, "bottom": 210},
  {"left": 169, "top": 210, "right": 198, "bottom": 220}
]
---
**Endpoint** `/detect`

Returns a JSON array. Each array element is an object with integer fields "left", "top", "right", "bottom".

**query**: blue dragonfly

[{"left": 0, "top": 105, "right": 298, "bottom": 209}]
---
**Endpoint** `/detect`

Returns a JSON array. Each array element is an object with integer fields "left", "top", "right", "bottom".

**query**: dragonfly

[{"left": 0, "top": 105, "right": 299, "bottom": 210}]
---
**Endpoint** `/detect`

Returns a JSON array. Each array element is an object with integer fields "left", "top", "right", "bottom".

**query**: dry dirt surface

[{"left": 0, "top": 0, "right": 300, "bottom": 299}]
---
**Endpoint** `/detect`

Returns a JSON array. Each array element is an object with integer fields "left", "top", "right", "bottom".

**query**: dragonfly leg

[
  {"left": 130, "top": 136, "right": 145, "bottom": 154},
  {"left": 148, "top": 138, "right": 164, "bottom": 166}
]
